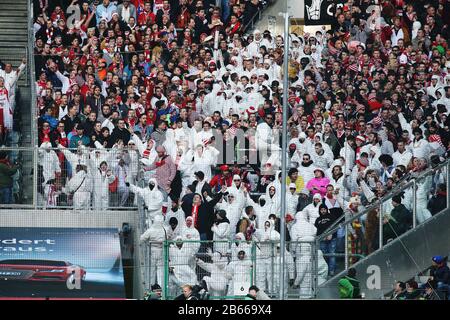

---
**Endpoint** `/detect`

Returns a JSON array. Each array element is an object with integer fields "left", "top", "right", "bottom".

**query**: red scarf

[{"left": 192, "top": 205, "right": 199, "bottom": 228}]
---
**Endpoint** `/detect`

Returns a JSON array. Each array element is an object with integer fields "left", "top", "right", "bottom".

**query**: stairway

[
  {"left": 316, "top": 208, "right": 450, "bottom": 299},
  {"left": 0, "top": 0, "right": 33, "bottom": 204}
]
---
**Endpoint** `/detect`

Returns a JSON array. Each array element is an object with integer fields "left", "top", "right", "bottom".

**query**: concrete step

[
  {"left": 0, "top": 11, "right": 27, "bottom": 18},
  {"left": 0, "top": 21, "right": 28, "bottom": 30},
  {"left": 0, "top": 4, "right": 28, "bottom": 11},
  {"left": 0, "top": 28, "right": 28, "bottom": 35},
  {"left": 0, "top": 34, "right": 28, "bottom": 42}
]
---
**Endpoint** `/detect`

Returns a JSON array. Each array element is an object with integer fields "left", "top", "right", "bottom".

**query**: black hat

[
  {"left": 217, "top": 209, "right": 227, "bottom": 219},
  {"left": 392, "top": 195, "right": 402, "bottom": 204},
  {"left": 194, "top": 171, "right": 205, "bottom": 180},
  {"left": 151, "top": 284, "right": 162, "bottom": 291}
]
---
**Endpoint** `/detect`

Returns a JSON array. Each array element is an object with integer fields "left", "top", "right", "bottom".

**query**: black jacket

[
  {"left": 430, "top": 264, "right": 450, "bottom": 285},
  {"left": 190, "top": 180, "right": 213, "bottom": 200},
  {"left": 108, "top": 127, "right": 131, "bottom": 147},
  {"left": 427, "top": 193, "right": 447, "bottom": 215},
  {"left": 195, "top": 191, "right": 224, "bottom": 238},
  {"left": 315, "top": 211, "right": 341, "bottom": 238}
]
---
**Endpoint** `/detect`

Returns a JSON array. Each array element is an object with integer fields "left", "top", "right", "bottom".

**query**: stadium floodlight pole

[{"left": 279, "top": 10, "right": 290, "bottom": 301}]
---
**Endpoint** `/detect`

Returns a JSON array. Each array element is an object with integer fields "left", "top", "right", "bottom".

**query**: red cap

[{"left": 220, "top": 165, "right": 229, "bottom": 171}]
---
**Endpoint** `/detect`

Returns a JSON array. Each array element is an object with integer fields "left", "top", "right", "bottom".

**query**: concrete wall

[{"left": 0, "top": 209, "right": 137, "bottom": 229}]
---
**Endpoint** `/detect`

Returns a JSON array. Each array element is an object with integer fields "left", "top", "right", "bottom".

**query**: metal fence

[
  {"left": 314, "top": 158, "right": 450, "bottom": 296},
  {"left": 139, "top": 239, "right": 324, "bottom": 300},
  {"left": 0, "top": 146, "right": 145, "bottom": 210}
]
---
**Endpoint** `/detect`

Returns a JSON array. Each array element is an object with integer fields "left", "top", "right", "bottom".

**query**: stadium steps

[
  {"left": 0, "top": 0, "right": 29, "bottom": 87},
  {"left": 0, "top": 0, "right": 33, "bottom": 203},
  {"left": 316, "top": 205, "right": 450, "bottom": 299}
]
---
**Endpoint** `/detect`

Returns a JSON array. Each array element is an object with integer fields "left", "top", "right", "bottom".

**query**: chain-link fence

[
  {"left": 138, "top": 239, "right": 322, "bottom": 300},
  {"left": 0, "top": 146, "right": 149, "bottom": 210}
]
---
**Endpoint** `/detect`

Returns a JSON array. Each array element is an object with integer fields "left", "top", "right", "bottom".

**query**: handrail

[{"left": 316, "top": 158, "right": 450, "bottom": 242}]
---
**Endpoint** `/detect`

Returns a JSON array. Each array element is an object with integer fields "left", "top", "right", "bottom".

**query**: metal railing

[
  {"left": 139, "top": 239, "right": 324, "bottom": 300},
  {"left": 313, "top": 158, "right": 450, "bottom": 296},
  {"left": 0, "top": 146, "right": 145, "bottom": 210}
]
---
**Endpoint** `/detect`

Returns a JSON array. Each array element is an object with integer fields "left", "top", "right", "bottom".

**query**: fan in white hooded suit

[
  {"left": 88, "top": 159, "right": 116, "bottom": 210},
  {"left": 272, "top": 244, "right": 296, "bottom": 297},
  {"left": 127, "top": 178, "right": 164, "bottom": 226},
  {"left": 243, "top": 191, "right": 271, "bottom": 229},
  {"left": 140, "top": 214, "right": 167, "bottom": 287},
  {"left": 182, "top": 216, "right": 201, "bottom": 257},
  {"left": 196, "top": 249, "right": 229, "bottom": 297},
  {"left": 38, "top": 142, "right": 61, "bottom": 206},
  {"left": 216, "top": 191, "right": 242, "bottom": 239},
  {"left": 225, "top": 249, "right": 253, "bottom": 297},
  {"left": 168, "top": 237, "right": 198, "bottom": 294},
  {"left": 253, "top": 219, "right": 280, "bottom": 292},
  {"left": 62, "top": 163, "right": 92, "bottom": 210},
  {"left": 204, "top": 83, "right": 227, "bottom": 115},
  {"left": 290, "top": 210, "right": 316, "bottom": 297}
]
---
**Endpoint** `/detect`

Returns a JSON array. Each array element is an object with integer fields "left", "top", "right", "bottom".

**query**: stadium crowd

[{"left": 30, "top": 0, "right": 450, "bottom": 297}]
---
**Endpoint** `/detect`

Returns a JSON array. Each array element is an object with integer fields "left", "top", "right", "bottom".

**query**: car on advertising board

[{"left": 0, "top": 259, "right": 86, "bottom": 284}]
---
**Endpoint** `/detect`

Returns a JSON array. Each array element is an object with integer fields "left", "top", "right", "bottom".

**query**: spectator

[
  {"left": 383, "top": 194, "right": 412, "bottom": 244},
  {"left": 428, "top": 255, "right": 450, "bottom": 299},
  {"left": 390, "top": 281, "right": 407, "bottom": 300},
  {"left": 0, "top": 152, "right": 18, "bottom": 204},
  {"left": 427, "top": 183, "right": 447, "bottom": 215},
  {"left": 338, "top": 268, "right": 361, "bottom": 299}
]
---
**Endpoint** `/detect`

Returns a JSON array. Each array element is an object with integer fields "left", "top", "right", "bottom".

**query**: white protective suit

[
  {"left": 303, "top": 194, "right": 322, "bottom": 224},
  {"left": 415, "top": 175, "right": 433, "bottom": 224},
  {"left": 212, "top": 219, "right": 231, "bottom": 255},
  {"left": 216, "top": 194, "right": 242, "bottom": 238},
  {"left": 38, "top": 142, "right": 61, "bottom": 206},
  {"left": 245, "top": 193, "right": 271, "bottom": 229},
  {"left": 290, "top": 211, "right": 316, "bottom": 297},
  {"left": 196, "top": 250, "right": 229, "bottom": 297},
  {"left": 129, "top": 178, "right": 164, "bottom": 225},
  {"left": 231, "top": 232, "right": 252, "bottom": 261},
  {"left": 89, "top": 160, "right": 115, "bottom": 210},
  {"left": 272, "top": 246, "right": 296, "bottom": 297},
  {"left": 168, "top": 240, "right": 198, "bottom": 291},
  {"left": 225, "top": 253, "right": 253, "bottom": 297},
  {"left": 253, "top": 220, "right": 280, "bottom": 292},
  {"left": 63, "top": 168, "right": 92, "bottom": 210},
  {"left": 317, "top": 249, "right": 329, "bottom": 285},
  {"left": 181, "top": 216, "right": 201, "bottom": 260},
  {"left": 140, "top": 215, "right": 168, "bottom": 286}
]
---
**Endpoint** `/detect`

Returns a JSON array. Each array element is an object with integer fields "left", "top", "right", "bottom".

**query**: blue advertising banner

[{"left": 0, "top": 227, "right": 125, "bottom": 298}]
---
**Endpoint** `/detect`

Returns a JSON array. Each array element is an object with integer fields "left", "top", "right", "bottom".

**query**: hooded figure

[
  {"left": 38, "top": 142, "right": 61, "bottom": 207},
  {"left": 216, "top": 191, "right": 243, "bottom": 238},
  {"left": 62, "top": 163, "right": 92, "bottom": 210},
  {"left": 212, "top": 209, "right": 231, "bottom": 255},
  {"left": 304, "top": 193, "right": 322, "bottom": 224},
  {"left": 181, "top": 216, "right": 201, "bottom": 259},
  {"left": 168, "top": 238, "right": 198, "bottom": 293},
  {"left": 272, "top": 244, "right": 296, "bottom": 297},
  {"left": 232, "top": 232, "right": 252, "bottom": 261},
  {"left": 140, "top": 214, "right": 167, "bottom": 286},
  {"left": 196, "top": 249, "right": 229, "bottom": 297},
  {"left": 290, "top": 211, "right": 315, "bottom": 297},
  {"left": 245, "top": 192, "right": 271, "bottom": 229},
  {"left": 89, "top": 159, "right": 116, "bottom": 210},
  {"left": 128, "top": 178, "right": 164, "bottom": 225},
  {"left": 253, "top": 219, "right": 280, "bottom": 292},
  {"left": 225, "top": 249, "right": 253, "bottom": 297}
]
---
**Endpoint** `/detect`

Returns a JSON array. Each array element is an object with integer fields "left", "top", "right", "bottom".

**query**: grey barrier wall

[{"left": 317, "top": 208, "right": 450, "bottom": 299}]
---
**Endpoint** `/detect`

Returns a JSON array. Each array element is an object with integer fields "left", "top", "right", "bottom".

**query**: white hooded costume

[
  {"left": 290, "top": 210, "right": 316, "bottom": 297},
  {"left": 129, "top": 178, "right": 164, "bottom": 225},
  {"left": 253, "top": 219, "right": 280, "bottom": 292},
  {"left": 196, "top": 250, "right": 229, "bottom": 297},
  {"left": 140, "top": 214, "right": 168, "bottom": 286}
]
